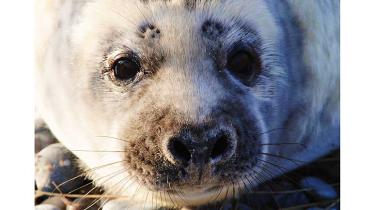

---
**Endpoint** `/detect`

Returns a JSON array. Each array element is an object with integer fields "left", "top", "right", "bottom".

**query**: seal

[{"left": 35, "top": 0, "right": 339, "bottom": 208}]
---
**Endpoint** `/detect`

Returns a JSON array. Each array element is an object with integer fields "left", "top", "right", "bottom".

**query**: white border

[
  {"left": 0, "top": 0, "right": 371, "bottom": 209},
  {"left": 0, "top": 0, "right": 34, "bottom": 209},
  {"left": 341, "top": 1, "right": 372, "bottom": 209}
]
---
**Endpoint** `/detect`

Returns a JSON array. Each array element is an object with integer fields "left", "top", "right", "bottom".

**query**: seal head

[{"left": 35, "top": 0, "right": 339, "bottom": 207}]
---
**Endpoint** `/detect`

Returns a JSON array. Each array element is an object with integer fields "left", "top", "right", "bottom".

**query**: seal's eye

[
  {"left": 113, "top": 57, "right": 141, "bottom": 80},
  {"left": 226, "top": 50, "right": 261, "bottom": 84}
]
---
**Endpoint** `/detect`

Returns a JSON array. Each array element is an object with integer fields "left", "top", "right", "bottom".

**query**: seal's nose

[
  {"left": 167, "top": 136, "right": 192, "bottom": 163},
  {"left": 164, "top": 126, "right": 237, "bottom": 165}
]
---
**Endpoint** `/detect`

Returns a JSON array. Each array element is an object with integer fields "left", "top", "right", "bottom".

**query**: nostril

[
  {"left": 211, "top": 134, "right": 230, "bottom": 160},
  {"left": 168, "top": 138, "right": 191, "bottom": 163}
]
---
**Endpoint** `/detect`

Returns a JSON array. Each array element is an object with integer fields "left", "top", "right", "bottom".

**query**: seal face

[
  {"left": 35, "top": 0, "right": 339, "bottom": 207},
  {"left": 122, "top": 100, "right": 261, "bottom": 191}
]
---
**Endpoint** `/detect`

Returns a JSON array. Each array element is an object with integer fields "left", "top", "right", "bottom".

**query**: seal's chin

[
  {"left": 111, "top": 176, "right": 231, "bottom": 207},
  {"left": 122, "top": 180, "right": 241, "bottom": 207},
  {"left": 153, "top": 183, "right": 242, "bottom": 207}
]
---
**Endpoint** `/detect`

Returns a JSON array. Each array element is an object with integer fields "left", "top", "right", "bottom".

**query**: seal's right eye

[{"left": 113, "top": 57, "right": 141, "bottom": 80}]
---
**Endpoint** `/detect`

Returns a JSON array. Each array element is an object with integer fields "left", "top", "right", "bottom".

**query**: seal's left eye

[
  {"left": 226, "top": 49, "right": 261, "bottom": 85},
  {"left": 113, "top": 57, "right": 141, "bottom": 80}
]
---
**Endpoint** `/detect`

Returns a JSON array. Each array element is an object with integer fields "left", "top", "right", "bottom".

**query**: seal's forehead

[
  {"left": 139, "top": 0, "right": 278, "bottom": 39},
  {"left": 76, "top": 0, "right": 277, "bottom": 39},
  {"left": 72, "top": 0, "right": 278, "bottom": 65}
]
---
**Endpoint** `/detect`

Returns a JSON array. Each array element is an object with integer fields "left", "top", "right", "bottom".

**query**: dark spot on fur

[
  {"left": 201, "top": 19, "right": 224, "bottom": 40},
  {"left": 184, "top": 0, "right": 197, "bottom": 10},
  {"left": 138, "top": 22, "right": 161, "bottom": 39}
]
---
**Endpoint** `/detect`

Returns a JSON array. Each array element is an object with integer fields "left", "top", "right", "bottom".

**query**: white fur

[{"left": 35, "top": 0, "right": 339, "bottom": 208}]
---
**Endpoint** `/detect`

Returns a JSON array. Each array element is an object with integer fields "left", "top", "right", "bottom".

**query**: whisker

[
  {"left": 324, "top": 198, "right": 340, "bottom": 210},
  {"left": 143, "top": 190, "right": 150, "bottom": 210},
  {"left": 81, "top": 168, "right": 126, "bottom": 201},
  {"left": 253, "top": 168, "right": 282, "bottom": 209},
  {"left": 151, "top": 190, "right": 154, "bottom": 210},
  {"left": 134, "top": 2, "right": 152, "bottom": 24},
  {"left": 246, "top": 171, "right": 270, "bottom": 208},
  {"left": 242, "top": 175, "right": 256, "bottom": 209},
  {"left": 251, "top": 168, "right": 275, "bottom": 193},
  {"left": 130, "top": 182, "right": 142, "bottom": 209},
  {"left": 259, "top": 142, "right": 306, "bottom": 148},
  {"left": 67, "top": 181, "right": 94, "bottom": 195},
  {"left": 238, "top": 176, "right": 249, "bottom": 194},
  {"left": 173, "top": 188, "right": 187, "bottom": 206},
  {"left": 79, "top": 168, "right": 131, "bottom": 209},
  {"left": 35, "top": 191, "right": 127, "bottom": 199},
  {"left": 108, "top": 9, "right": 138, "bottom": 28},
  {"left": 244, "top": 183, "right": 340, "bottom": 194},
  {"left": 82, "top": 197, "right": 101, "bottom": 210},
  {"left": 53, "top": 160, "right": 125, "bottom": 193},
  {"left": 165, "top": 175, "right": 176, "bottom": 208},
  {"left": 257, "top": 159, "right": 300, "bottom": 186},
  {"left": 244, "top": 175, "right": 255, "bottom": 193},
  {"left": 95, "top": 136, "right": 129, "bottom": 143},
  {"left": 257, "top": 127, "right": 290, "bottom": 136},
  {"left": 166, "top": 181, "right": 186, "bottom": 207},
  {"left": 70, "top": 149, "right": 126, "bottom": 153},
  {"left": 220, "top": 183, "right": 230, "bottom": 209},
  {"left": 99, "top": 173, "right": 135, "bottom": 208},
  {"left": 155, "top": 189, "right": 159, "bottom": 210},
  {"left": 68, "top": 167, "right": 129, "bottom": 195},
  {"left": 258, "top": 152, "right": 306, "bottom": 165},
  {"left": 254, "top": 166, "right": 280, "bottom": 189},
  {"left": 231, "top": 179, "right": 236, "bottom": 206},
  {"left": 280, "top": 198, "right": 340, "bottom": 210},
  {"left": 51, "top": 181, "right": 75, "bottom": 207},
  {"left": 212, "top": 185, "right": 224, "bottom": 202},
  {"left": 167, "top": 191, "right": 176, "bottom": 208},
  {"left": 160, "top": 189, "right": 165, "bottom": 208}
]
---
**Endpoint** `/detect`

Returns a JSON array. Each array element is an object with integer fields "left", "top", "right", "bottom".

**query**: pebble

[
  {"left": 35, "top": 204, "right": 61, "bottom": 210},
  {"left": 300, "top": 176, "right": 337, "bottom": 199},
  {"left": 274, "top": 192, "right": 309, "bottom": 208},
  {"left": 41, "top": 196, "right": 66, "bottom": 210},
  {"left": 35, "top": 119, "right": 58, "bottom": 153},
  {"left": 66, "top": 198, "right": 101, "bottom": 210},
  {"left": 35, "top": 143, "right": 86, "bottom": 193}
]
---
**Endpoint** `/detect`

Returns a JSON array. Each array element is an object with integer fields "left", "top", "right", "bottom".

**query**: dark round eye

[
  {"left": 226, "top": 50, "right": 261, "bottom": 84},
  {"left": 113, "top": 57, "right": 141, "bottom": 80}
]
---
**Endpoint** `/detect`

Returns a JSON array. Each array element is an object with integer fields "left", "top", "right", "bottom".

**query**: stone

[
  {"left": 35, "top": 119, "right": 58, "bottom": 153},
  {"left": 35, "top": 204, "right": 61, "bottom": 210},
  {"left": 35, "top": 143, "right": 86, "bottom": 193},
  {"left": 300, "top": 177, "right": 337, "bottom": 199}
]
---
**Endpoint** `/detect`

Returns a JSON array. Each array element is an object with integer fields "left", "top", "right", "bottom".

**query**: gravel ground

[{"left": 35, "top": 120, "right": 340, "bottom": 210}]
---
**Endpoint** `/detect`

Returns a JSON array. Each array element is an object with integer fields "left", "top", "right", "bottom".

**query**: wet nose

[{"left": 165, "top": 128, "right": 237, "bottom": 165}]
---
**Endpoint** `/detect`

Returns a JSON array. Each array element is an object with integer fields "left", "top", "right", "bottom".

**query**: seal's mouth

[
  {"left": 131, "top": 180, "right": 248, "bottom": 207},
  {"left": 165, "top": 184, "right": 218, "bottom": 195}
]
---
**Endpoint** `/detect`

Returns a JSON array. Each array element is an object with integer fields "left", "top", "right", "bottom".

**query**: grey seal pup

[{"left": 35, "top": 0, "right": 339, "bottom": 208}]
